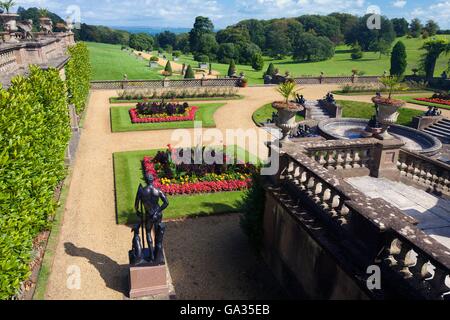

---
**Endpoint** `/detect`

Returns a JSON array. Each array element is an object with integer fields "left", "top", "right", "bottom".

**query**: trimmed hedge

[
  {"left": 0, "top": 66, "right": 71, "bottom": 299},
  {"left": 66, "top": 42, "right": 92, "bottom": 114}
]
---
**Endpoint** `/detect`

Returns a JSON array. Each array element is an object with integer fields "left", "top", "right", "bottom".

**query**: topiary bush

[
  {"left": 164, "top": 61, "right": 173, "bottom": 76},
  {"left": 227, "top": 59, "right": 236, "bottom": 77},
  {"left": 0, "top": 66, "right": 71, "bottom": 299},
  {"left": 66, "top": 42, "right": 92, "bottom": 114},
  {"left": 240, "top": 170, "right": 265, "bottom": 250},
  {"left": 184, "top": 65, "right": 195, "bottom": 79}
]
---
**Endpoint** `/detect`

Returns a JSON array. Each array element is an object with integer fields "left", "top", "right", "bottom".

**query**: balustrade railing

[
  {"left": 0, "top": 49, "right": 18, "bottom": 74},
  {"left": 397, "top": 150, "right": 450, "bottom": 196},
  {"left": 303, "top": 139, "right": 377, "bottom": 172},
  {"left": 276, "top": 142, "right": 450, "bottom": 299}
]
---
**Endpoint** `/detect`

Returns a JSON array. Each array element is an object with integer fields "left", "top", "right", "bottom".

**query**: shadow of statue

[{"left": 64, "top": 242, "right": 128, "bottom": 296}]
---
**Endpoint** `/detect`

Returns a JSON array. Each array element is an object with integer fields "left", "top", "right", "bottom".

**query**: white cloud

[
  {"left": 392, "top": 0, "right": 407, "bottom": 8},
  {"left": 409, "top": 1, "right": 450, "bottom": 28}
]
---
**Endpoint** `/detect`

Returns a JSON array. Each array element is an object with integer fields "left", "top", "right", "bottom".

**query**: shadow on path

[{"left": 64, "top": 242, "right": 128, "bottom": 296}]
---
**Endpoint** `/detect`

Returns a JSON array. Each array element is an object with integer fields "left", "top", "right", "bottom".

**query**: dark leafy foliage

[
  {"left": 0, "top": 66, "right": 71, "bottom": 299},
  {"left": 239, "top": 170, "right": 265, "bottom": 249},
  {"left": 66, "top": 43, "right": 92, "bottom": 114},
  {"left": 136, "top": 101, "right": 189, "bottom": 116}
]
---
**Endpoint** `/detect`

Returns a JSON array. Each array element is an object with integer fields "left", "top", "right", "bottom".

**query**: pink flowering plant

[{"left": 142, "top": 145, "right": 257, "bottom": 195}]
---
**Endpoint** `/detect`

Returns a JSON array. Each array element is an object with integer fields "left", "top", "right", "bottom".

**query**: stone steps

[
  {"left": 305, "top": 100, "right": 331, "bottom": 120},
  {"left": 423, "top": 119, "right": 450, "bottom": 142}
]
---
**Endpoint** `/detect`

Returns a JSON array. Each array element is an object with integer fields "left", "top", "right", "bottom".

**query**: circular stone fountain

[{"left": 318, "top": 118, "right": 442, "bottom": 155}]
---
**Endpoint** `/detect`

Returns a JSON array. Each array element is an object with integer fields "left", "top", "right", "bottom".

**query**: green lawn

[
  {"left": 87, "top": 42, "right": 181, "bottom": 80},
  {"left": 88, "top": 36, "right": 450, "bottom": 84},
  {"left": 338, "top": 100, "right": 423, "bottom": 126},
  {"left": 395, "top": 95, "right": 450, "bottom": 111},
  {"left": 252, "top": 103, "right": 304, "bottom": 125},
  {"left": 113, "top": 146, "right": 258, "bottom": 224},
  {"left": 110, "top": 103, "right": 224, "bottom": 132}
]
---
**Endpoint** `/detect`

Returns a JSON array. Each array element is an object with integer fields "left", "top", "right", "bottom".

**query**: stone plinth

[
  {"left": 129, "top": 263, "right": 169, "bottom": 299},
  {"left": 371, "top": 139, "right": 404, "bottom": 180}
]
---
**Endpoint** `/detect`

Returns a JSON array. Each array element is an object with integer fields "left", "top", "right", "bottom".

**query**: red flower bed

[
  {"left": 415, "top": 98, "right": 450, "bottom": 106},
  {"left": 143, "top": 156, "right": 252, "bottom": 195},
  {"left": 129, "top": 106, "right": 198, "bottom": 123}
]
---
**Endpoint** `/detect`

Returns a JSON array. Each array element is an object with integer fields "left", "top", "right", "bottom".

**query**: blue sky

[{"left": 13, "top": 0, "right": 450, "bottom": 29}]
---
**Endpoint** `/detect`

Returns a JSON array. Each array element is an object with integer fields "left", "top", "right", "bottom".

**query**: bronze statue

[{"left": 130, "top": 173, "right": 168, "bottom": 265}]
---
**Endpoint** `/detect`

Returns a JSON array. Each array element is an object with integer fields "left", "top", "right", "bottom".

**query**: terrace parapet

[
  {"left": 268, "top": 138, "right": 450, "bottom": 299},
  {"left": 0, "top": 30, "right": 74, "bottom": 87}
]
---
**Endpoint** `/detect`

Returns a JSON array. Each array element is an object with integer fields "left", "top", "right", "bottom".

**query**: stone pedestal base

[
  {"left": 129, "top": 262, "right": 169, "bottom": 299},
  {"left": 371, "top": 139, "right": 404, "bottom": 180}
]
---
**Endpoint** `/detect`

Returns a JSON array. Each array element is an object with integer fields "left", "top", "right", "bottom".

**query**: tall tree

[
  {"left": 292, "top": 32, "right": 335, "bottom": 62},
  {"left": 129, "top": 33, "right": 154, "bottom": 51},
  {"left": 345, "top": 14, "right": 395, "bottom": 51},
  {"left": 227, "top": 59, "right": 236, "bottom": 77},
  {"left": 424, "top": 20, "right": 439, "bottom": 36},
  {"left": 420, "top": 39, "right": 450, "bottom": 78},
  {"left": 156, "top": 31, "right": 177, "bottom": 49},
  {"left": 189, "top": 16, "right": 214, "bottom": 53},
  {"left": 390, "top": 41, "right": 407, "bottom": 76},
  {"left": 409, "top": 18, "right": 423, "bottom": 38},
  {"left": 391, "top": 18, "right": 409, "bottom": 37}
]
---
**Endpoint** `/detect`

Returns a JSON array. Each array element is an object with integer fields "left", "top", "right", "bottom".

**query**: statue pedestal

[
  {"left": 128, "top": 250, "right": 170, "bottom": 299},
  {"left": 129, "top": 262, "right": 169, "bottom": 299}
]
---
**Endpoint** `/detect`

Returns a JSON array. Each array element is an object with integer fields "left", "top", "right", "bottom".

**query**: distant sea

[{"left": 112, "top": 26, "right": 191, "bottom": 35}]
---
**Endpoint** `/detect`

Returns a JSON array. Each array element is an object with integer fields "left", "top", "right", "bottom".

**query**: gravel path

[{"left": 44, "top": 84, "right": 436, "bottom": 300}]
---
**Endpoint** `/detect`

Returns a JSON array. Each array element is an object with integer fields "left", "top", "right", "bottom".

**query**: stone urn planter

[
  {"left": 272, "top": 101, "right": 302, "bottom": 142},
  {"left": 0, "top": 13, "right": 19, "bottom": 43},
  {"left": 39, "top": 17, "right": 53, "bottom": 34},
  {"left": 372, "top": 96, "right": 405, "bottom": 140}
]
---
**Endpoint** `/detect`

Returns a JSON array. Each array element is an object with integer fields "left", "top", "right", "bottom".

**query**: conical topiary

[
  {"left": 266, "top": 63, "right": 275, "bottom": 77},
  {"left": 184, "top": 65, "right": 195, "bottom": 79},
  {"left": 164, "top": 61, "right": 173, "bottom": 76},
  {"left": 227, "top": 59, "right": 236, "bottom": 77}
]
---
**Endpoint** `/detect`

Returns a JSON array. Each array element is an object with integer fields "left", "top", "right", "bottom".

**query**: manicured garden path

[{"left": 43, "top": 84, "right": 437, "bottom": 299}]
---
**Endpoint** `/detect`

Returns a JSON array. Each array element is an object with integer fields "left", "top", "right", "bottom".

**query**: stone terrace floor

[{"left": 346, "top": 177, "right": 450, "bottom": 249}]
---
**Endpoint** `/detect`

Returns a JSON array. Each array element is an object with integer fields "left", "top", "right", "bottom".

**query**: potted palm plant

[
  {"left": 272, "top": 80, "right": 303, "bottom": 141},
  {"left": 0, "top": 1, "right": 18, "bottom": 36},
  {"left": 372, "top": 75, "right": 406, "bottom": 139}
]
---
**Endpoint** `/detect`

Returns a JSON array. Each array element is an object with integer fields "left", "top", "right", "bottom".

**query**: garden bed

[
  {"left": 414, "top": 97, "right": 450, "bottom": 107},
  {"left": 143, "top": 146, "right": 256, "bottom": 195},
  {"left": 110, "top": 95, "right": 243, "bottom": 104},
  {"left": 110, "top": 102, "right": 224, "bottom": 132},
  {"left": 129, "top": 101, "right": 198, "bottom": 123},
  {"left": 113, "top": 146, "right": 258, "bottom": 224}
]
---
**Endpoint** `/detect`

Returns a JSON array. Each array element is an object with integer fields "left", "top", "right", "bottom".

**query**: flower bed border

[
  {"left": 129, "top": 106, "right": 199, "bottom": 123},
  {"left": 143, "top": 156, "right": 251, "bottom": 195},
  {"left": 415, "top": 98, "right": 450, "bottom": 107}
]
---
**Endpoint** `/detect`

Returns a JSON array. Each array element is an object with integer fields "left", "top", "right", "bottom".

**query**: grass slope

[
  {"left": 338, "top": 100, "right": 423, "bottom": 126},
  {"left": 88, "top": 35, "right": 450, "bottom": 84},
  {"left": 110, "top": 103, "right": 224, "bottom": 132},
  {"left": 87, "top": 42, "right": 181, "bottom": 80},
  {"left": 113, "top": 146, "right": 258, "bottom": 224}
]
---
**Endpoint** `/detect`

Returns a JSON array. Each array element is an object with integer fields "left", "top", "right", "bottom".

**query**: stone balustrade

[
  {"left": 397, "top": 149, "right": 450, "bottom": 196},
  {"left": 0, "top": 32, "right": 74, "bottom": 86},
  {"left": 304, "top": 138, "right": 377, "bottom": 173},
  {"left": 0, "top": 48, "right": 18, "bottom": 74},
  {"left": 272, "top": 140, "right": 450, "bottom": 299}
]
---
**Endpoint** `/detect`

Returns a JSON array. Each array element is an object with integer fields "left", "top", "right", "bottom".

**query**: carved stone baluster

[
  {"left": 344, "top": 150, "right": 353, "bottom": 169},
  {"left": 385, "top": 238, "right": 401, "bottom": 266},
  {"left": 409, "top": 255, "right": 432, "bottom": 280},
  {"left": 398, "top": 245, "right": 416, "bottom": 279},
  {"left": 313, "top": 182, "right": 323, "bottom": 204},
  {"left": 318, "top": 151, "right": 327, "bottom": 167},
  {"left": 353, "top": 149, "right": 361, "bottom": 169},
  {"left": 335, "top": 151, "right": 344, "bottom": 170},
  {"left": 306, "top": 176, "right": 315, "bottom": 197},
  {"left": 326, "top": 151, "right": 336, "bottom": 170}
]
